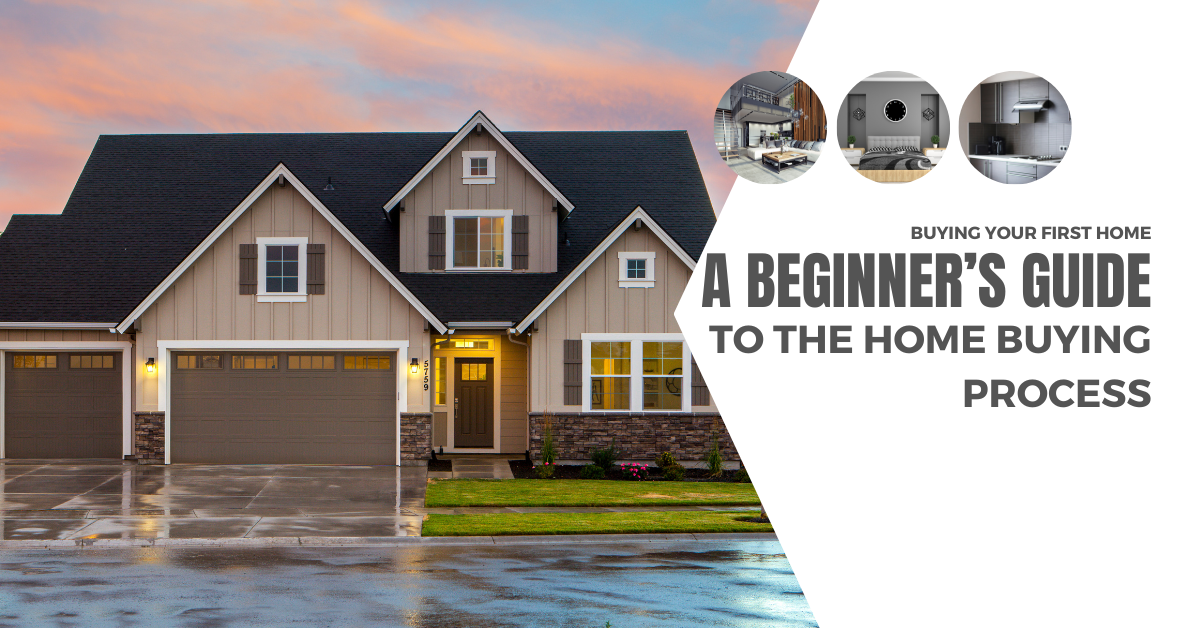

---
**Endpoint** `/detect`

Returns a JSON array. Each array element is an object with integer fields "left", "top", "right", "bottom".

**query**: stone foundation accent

[
  {"left": 400, "top": 412, "right": 433, "bottom": 466},
  {"left": 529, "top": 412, "right": 740, "bottom": 463},
  {"left": 133, "top": 411, "right": 165, "bottom": 464}
]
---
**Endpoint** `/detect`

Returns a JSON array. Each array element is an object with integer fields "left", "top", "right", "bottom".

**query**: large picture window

[
  {"left": 446, "top": 210, "right": 512, "bottom": 270},
  {"left": 584, "top": 334, "right": 691, "bottom": 412}
]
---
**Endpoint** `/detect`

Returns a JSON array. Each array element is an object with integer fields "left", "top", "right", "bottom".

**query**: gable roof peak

[{"left": 382, "top": 110, "right": 575, "bottom": 217}]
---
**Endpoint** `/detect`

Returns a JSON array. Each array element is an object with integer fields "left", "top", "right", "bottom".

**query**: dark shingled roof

[{"left": 0, "top": 127, "right": 714, "bottom": 325}]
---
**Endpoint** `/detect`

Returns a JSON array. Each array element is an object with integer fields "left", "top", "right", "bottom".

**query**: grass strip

[
  {"left": 422, "top": 510, "right": 773, "bottom": 537},
  {"left": 425, "top": 478, "right": 760, "bottom": 508}
]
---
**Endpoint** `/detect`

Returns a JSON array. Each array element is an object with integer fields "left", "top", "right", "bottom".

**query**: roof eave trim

[
  {"left": 382, "top": 111, "right": 575, "bottom": 215},
  {"left": 114, "top": 163, "right": 448, "bottom": 334},
  {"left": 0, "top": 322, "right": 118, "bottom": 330},
  {"left": 513, "top": 207, "right": 696, "bottom": 334}
]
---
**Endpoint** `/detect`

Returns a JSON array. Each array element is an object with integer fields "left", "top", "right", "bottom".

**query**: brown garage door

[
  {"left": 170, "top": 351, "right": 396, "bottom": 464},
  {"left": 4, "top": 352, "right": 123, "bottom": 458}
]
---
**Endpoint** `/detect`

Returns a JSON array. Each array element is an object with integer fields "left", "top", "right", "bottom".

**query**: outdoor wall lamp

[
  {"left": 145, "top": 357, "right": 157, "bottom": 374},
  {"left": 410, "top": 357, "right": 420, "bottom": 374}
]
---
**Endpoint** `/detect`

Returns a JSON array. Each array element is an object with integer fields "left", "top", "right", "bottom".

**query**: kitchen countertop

[{"left": 969, "top": 154, "right": 1062, "bottom": 166}]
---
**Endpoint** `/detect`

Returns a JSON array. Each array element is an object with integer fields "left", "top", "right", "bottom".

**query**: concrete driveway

[{"left": 0, "top": 460, "right": 425, "bottom": 541}]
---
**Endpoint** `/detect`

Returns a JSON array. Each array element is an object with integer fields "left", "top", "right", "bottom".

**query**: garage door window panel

[
  {"left": 177, "top": 355, "right": 222, "bottom": 370},
  {"left": 12, "top": 355, "right": 56, "bottom": 369},
  {"left": 233, "top": 355, "right": 279, "bottom": 370},
  {"left": 70, "top": 355, "right": 115, "bottom": 369},
  {"left": 287, "top": 355, "right": 335, "bottom": 370},
  {"left": 344, "top": 355, "right": 391, "bottom": 370}
]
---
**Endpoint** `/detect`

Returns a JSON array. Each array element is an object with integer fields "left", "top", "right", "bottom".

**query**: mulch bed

[{"left": 509, "top": 460, "right": 747, "bottom": 483}]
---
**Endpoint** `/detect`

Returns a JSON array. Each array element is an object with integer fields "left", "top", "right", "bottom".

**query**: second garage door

[
  {"left": 170, "top": 351, "right": 396, "bottom": 464},
  {"left": 4, "top": 352, "right": 122, "bottom": 458}
]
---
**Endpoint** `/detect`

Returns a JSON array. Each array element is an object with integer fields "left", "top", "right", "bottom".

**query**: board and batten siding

[
  {"left": 133, "top": 181, "right": 430, "bottom": 412},
  {"left": 528, "top": 228, "right": 716, "bottom": 413},
  {"left": 500, "top": 335, "right": 529, "bottom": 453},
  {"left": 394, "top": 129, "right": 558, "bottom": 273}
]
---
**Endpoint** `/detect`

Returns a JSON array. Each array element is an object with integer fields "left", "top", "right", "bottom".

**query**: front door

[{"left": 454, "top": 358, "right": 493, "bottom": 448}]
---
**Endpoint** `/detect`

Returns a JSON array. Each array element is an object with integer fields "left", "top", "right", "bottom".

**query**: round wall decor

[{"left": 883, "top": 99, "right": 907, "bottom": 122}]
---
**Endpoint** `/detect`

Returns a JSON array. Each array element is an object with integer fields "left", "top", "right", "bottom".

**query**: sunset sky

[{"left": 0, "top": 0, "right": 814, "bottom": 231}]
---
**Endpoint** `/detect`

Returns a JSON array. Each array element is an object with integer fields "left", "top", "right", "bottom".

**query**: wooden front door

[{"left": 454, "top": 358, "right": 494, "bottom": 448}]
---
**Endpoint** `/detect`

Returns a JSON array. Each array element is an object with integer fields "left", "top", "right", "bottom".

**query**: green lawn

[
  {"left": 424, "top": 479, "right": 761, "bottom": 508},
  {"left": 423, "top": 510, "right": 772, "bottom": 536},
  {"left": 422, "top": 480, "right": 758, "bottom": 509}
]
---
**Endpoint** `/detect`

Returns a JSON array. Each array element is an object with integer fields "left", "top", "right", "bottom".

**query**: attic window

[
  {"left": 462, "top": 151, "right": 496, "bottom": 184},
  {"left": 256, "top": 237, "right": 308, "bottom": 302},
  {"left": 618, "top": 252, "right": 656, "bottom": 288}
]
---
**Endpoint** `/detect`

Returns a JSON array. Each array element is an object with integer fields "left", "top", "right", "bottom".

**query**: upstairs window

[
  {"left": 447, "top": 210, "right": 512, "bottom": 271},
  {"left": 618, "top": 252, "right": 656, "bottom": 288},
  {"left": 257, "top": 237, "right": 308, "bottom": 302},
  {"left": 461, "top": 151, "right": 496, "bottom": 184}
]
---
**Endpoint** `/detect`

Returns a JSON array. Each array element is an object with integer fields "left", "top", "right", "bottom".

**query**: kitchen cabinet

[
  {"left": 1036, "top": 164, "right": 1057, "bottom": 179},
  {"left": 1019, "top": 78, "right": 1049, "bottom": 100},
  {"left": 971, "top": 158, "right": 990, "bottom": 178},
  {"left": 1007, "top": 171, "right": 1037, "bottom": 184},
  {"left": 1046, "top": 82, "right": 1071, "bottom": 123},
  {"left": 1000, "top": 81, "right": 1021, "bottom": 124},
  {"left": 990, "top": 162, "right": 1008, "bottom": 183},
  {"left": 981, "top": 83, "right": 998, "bottom": 123}
]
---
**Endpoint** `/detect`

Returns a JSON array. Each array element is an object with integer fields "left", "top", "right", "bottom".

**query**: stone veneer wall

[
  {"left": 133, "top": 411, "right": 165, "bottom": 464},
  {"left": 400, "top": 412, "right": 433, "bottom": 466},
  {"left": 529, "top": 412, "right": 740, "bottom": 462}
]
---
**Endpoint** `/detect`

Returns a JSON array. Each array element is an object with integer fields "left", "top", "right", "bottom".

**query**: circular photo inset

[
  {"left": 959, "top": 72, "right": 1070, "bottom": 183},
  {"left": 836, "top": 71, "right": 948, "bottom": 183},
  {"left": 713, "top": 70, "right": 827, "bottom": 184}
]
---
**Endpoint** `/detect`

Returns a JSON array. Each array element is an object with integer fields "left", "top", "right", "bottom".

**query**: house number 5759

[{"left": 422, "top": 359, "right": 430, "bottom": 391}]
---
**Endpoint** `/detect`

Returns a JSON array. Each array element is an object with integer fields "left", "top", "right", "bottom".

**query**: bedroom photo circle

[
  {"left": 960, "top": 71, "right": 1070, "bottom": 184},
  {"left": 713, "top": 70, "right": 827, "bottom": 184},
  {"left": 838, "top": 71, "right": 948, "bottom": 184}
]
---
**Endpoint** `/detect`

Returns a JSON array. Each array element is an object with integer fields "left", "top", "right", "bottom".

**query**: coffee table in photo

[{"left": 762, "top": 151, "right": 808, "bottom": 172}]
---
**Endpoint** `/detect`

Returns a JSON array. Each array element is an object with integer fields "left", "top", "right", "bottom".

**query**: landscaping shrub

[
  {"left": 661, "top": 464, "right": 686, "bottom": 481},
  {"left": 734, "top": 467, "right": 751, "bottom": 483},
  {"left": 589, "top": 439, "right": 620, "bottom": 471},
  {"left": 706, "top": 429, "right": 724, "bottom": 478},
  {"left": 580, "top": 464, "right": 605, "bottom": 480},
  {"left": 535, "top": 461, "right": 555, "bottom": 479},
  {"left": 540, "top": 410, "right": 556, "bottom": 465},
  {"left": 619, "top": 462, "right": 649, "bottom": 481},
  {"left": 654, "top": 451, "right": 678, "bottom": 469}
]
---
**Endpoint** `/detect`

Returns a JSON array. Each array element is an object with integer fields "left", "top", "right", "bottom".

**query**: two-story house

[{"left": 0, "top": 111, "right": 737, "bottom": 466}]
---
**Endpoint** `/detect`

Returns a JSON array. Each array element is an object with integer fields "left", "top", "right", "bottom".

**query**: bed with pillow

[
  {"left": 858, "top": 136, "right": 933, "bottom": 183},
  {"left": 743, "top": 139, "right": 824, "bottom": 163}
]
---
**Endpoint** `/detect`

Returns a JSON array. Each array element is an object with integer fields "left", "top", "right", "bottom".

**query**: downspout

[{"left": 506, "top": 328, "right": 532, "bottom": 454}]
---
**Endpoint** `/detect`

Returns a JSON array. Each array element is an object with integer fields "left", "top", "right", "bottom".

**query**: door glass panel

[
  {"left": 434, "top": 357, "right": 446, "bottom": 405},
  {"left": 460, "top": 363, "right": 488, "bottom": 381}
]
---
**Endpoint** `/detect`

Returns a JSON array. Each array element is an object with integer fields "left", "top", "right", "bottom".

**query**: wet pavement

[
  {"left": 0, "top": 539, "right": 815, "bottom": 627},
  {"left": 0, "top": 461, "right": 425, "bottom": 540}
]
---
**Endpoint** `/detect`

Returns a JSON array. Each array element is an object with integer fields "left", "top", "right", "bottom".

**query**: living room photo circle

[
  {"left": 837, "top": 71, "right": 949, "bottom": 184},
  {"left": 713, "top": 70, "right": 827, "bottom": 184}
]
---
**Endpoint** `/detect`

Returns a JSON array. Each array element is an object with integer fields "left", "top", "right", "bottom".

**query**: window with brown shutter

[
  {"left": 428, "top": 215, "right": 446, "bottom": 270},
  {"left": 307, "top": 243, "right": 325, "bottom": 295},
  {"left": 691, "top": 357, "right": 711, "bottom": 406},
  {"left": 239, "top": 244, "right": 257, "bottom": 295},
  {"left": 512, "top": 214, "right": 529, "bottom": 270},
  {"left": 563, "top": 339, "right": 582, "bottom": 405}
]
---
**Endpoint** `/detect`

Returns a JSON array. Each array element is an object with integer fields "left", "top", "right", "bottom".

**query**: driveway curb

[{"left": 0, "top": 532, "right": 778, "bottom": 550}]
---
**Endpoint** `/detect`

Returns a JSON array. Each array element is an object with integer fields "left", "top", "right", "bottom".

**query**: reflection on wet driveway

[
  {"left": 0, "top": 461, "right": 426, "bottom": 540},
  {"left": 0, "top": 541, "right": 817, "bottom": 627}
]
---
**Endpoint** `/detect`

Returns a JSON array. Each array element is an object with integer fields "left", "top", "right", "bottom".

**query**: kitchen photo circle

[
  {"left": 713, "top": 70, "right": 827, "bottom": 184},
  {"left": 960, "top": 71, "right": 1070, "bottom": 184},
  {"left": 836, "top": 71, "right": 949, "bottom": 183}
]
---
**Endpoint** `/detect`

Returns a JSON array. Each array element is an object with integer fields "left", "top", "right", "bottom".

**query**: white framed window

[
  {"left": 461, "top": 150, "right": 496, "bottom": 184},
  {"left": 446, "top": 209, "right": 512, "bottom": 271},
  {"left": 618, "top": 252, "right": 656, "bottom": 288},
  {"left": 257, "top": 237, "right": 307, "bottom": 302},
  {"left": 583, "top": 333, "right": 690, "bottom": 413}
]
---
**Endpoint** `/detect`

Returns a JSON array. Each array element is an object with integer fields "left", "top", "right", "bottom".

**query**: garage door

[
  {"left": 4, "top": 352, "right": 123, "bottom": 458},
  {"left": 170, "top": 351, "right": 396, "bottom": 464}
]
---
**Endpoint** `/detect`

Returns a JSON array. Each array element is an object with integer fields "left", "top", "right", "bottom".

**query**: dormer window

[
  {"left": 462, "top": 151, "right": 496, "bottom": 184},
  {"left": 446, "top": 210, "right": 512, "bottom": 271},
  {"left": 618, "top": 252, "right": 655, "bottom": 288}
]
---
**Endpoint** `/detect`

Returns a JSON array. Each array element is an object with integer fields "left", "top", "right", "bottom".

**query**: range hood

[{"left": 1012, "top": 99, "right": 1048, "bottom": 112}]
